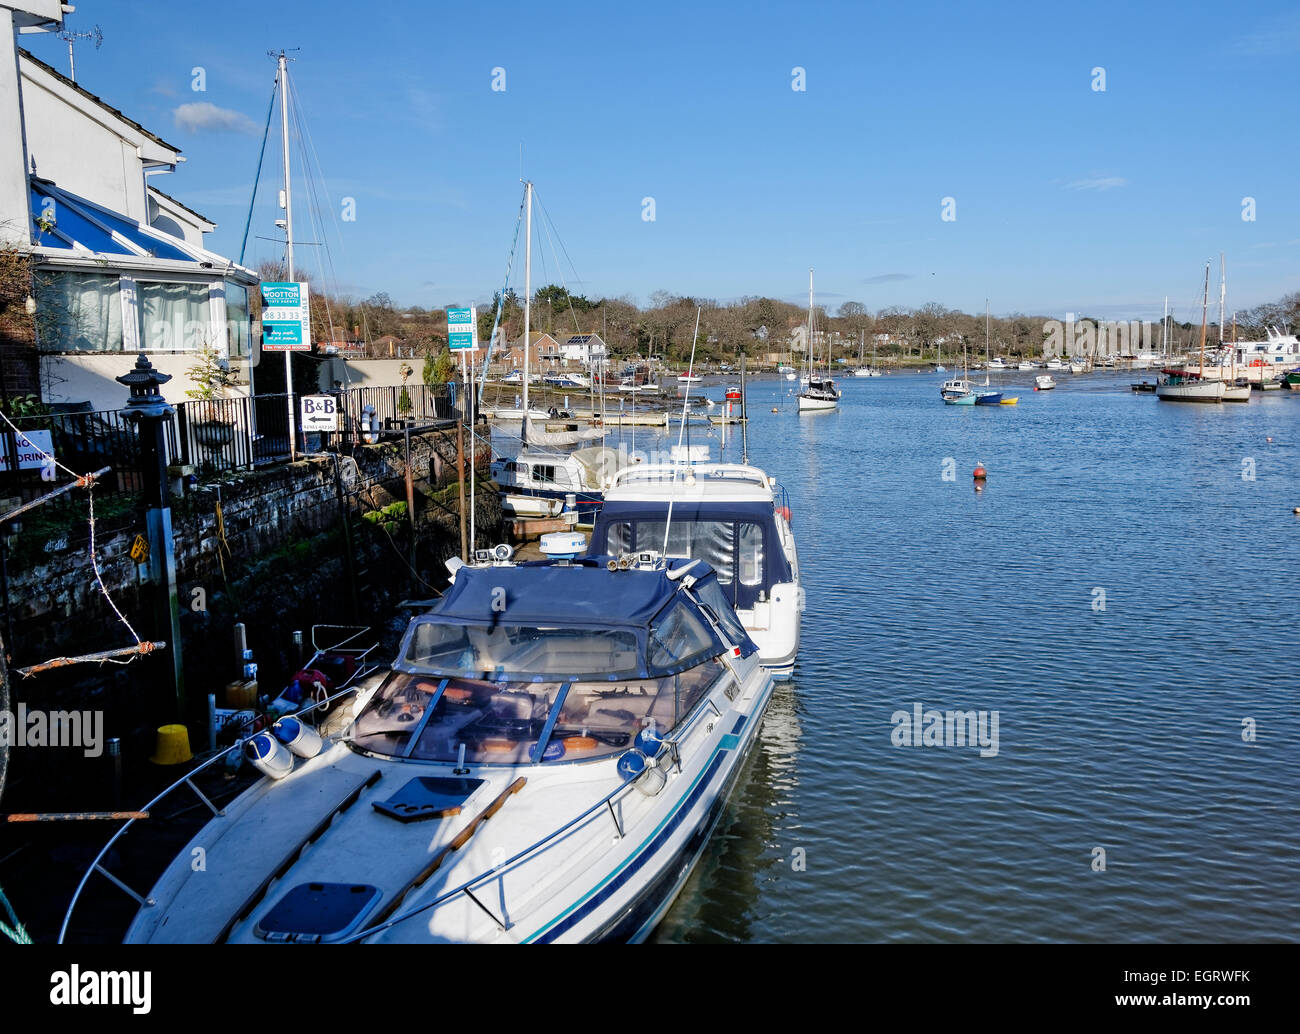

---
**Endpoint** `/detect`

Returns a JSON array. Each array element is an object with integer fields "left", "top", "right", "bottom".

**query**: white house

[
  {"left": 0, "top": 3, "right": 258, "bottom": 412},
  {"left": 558, "top": 332, "right": 607, "bottom": 365}
]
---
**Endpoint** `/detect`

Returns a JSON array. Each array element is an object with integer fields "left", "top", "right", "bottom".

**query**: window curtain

[
  {"left": 224, "top": 282, "right": 250, "bottom": 357},
  {"left": 34, "top": 271, "right": 123, "bottom": 352},
  {"left": 137, "top": 281, "right": 215, "bottom": 351}
]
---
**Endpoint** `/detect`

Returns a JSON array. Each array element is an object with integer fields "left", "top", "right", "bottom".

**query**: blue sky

[{"left": 24, "top": 0, "right": 1300, "bottom": 323}]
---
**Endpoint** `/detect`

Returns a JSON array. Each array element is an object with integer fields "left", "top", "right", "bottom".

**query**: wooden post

[{"left": 404, "top": 425, "right": 417, "bottom": 591}]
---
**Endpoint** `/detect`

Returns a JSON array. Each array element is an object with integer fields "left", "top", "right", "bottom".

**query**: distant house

[
  {"left": 0, "top": 6, "right": 258, "bottom": 411},
  {"left": 509, "top": 332, "right": 562, "bottom": 367},
  {"left": 558, "top": 333, "right": 608, "bottom": 365}
]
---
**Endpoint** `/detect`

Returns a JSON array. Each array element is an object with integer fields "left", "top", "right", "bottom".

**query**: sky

[{"left": 21, "top": 0, "right": 1300, "bottom": 324}]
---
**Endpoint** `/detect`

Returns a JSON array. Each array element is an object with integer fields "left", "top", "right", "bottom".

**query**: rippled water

[{"left": 636, "top": 370, "right": 1300, "bottom": 942}]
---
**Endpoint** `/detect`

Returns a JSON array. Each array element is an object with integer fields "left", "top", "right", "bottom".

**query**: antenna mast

[{"left": 59, "top": 22, "right": 103, "bottom": 84}]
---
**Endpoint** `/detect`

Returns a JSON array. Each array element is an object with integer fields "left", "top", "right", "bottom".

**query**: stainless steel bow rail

[
  {"left": 336, "top": 698, "right": 716, "bottom": 943},
  {"left": 61, "top": 667, "right": 726, "bottom": 943},
  {"left": 57, "top": 668, "right": 380, "bottom": 944}
]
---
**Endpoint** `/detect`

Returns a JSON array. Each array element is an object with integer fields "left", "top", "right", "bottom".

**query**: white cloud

[
  {"left": 1067, "top": 177, "right": 1127, "bottom": 191},
  {"left": 172, "top": 102, "right": 259, "bottom": 135}
]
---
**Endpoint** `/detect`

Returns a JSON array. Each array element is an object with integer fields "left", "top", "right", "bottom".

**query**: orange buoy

[
  {"left": 778, "top": 506, "right": 792, "bottom": 523},
  {"left": 973, "top": 463, "right": 987, "bottom": 480}
]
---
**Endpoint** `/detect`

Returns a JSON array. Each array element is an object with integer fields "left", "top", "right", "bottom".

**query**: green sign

[
  {"left": 262, "top": 281, "right": 311, "bottom": 351},
  {"left": 447, "top": 306, "right": 477, "bottom": 351}
]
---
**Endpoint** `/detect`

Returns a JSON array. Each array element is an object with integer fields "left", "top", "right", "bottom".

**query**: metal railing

[{"left": 0, "top": 408, "right": 175, "bottom": 506}]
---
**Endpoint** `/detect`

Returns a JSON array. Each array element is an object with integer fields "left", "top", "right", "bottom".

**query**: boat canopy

[
  {"left": 589, "top": 500, "right": 793, "bottom": 610},
  {"left": 396, "top": 558, "right": 755, "bottom": 683}
]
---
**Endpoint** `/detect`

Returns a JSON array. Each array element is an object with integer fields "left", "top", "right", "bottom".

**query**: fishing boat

[
  {"left": 1035, "top": 374, "right": 1056, "bottom": 390},
  {"left": 490, "top": 447, "right": 613, "bottom": 524},
  {"left": 1158, "top": 263, "right": 1225, "bottom": 403},
  {"left": 590, "top": 462, "right": 802, "bottom": 679},
  {"left": 63, "top": 552, "right": 772, "bottom": 944},
  {"left": 797, "top": 270, "right": 839, "bottom": 412}
]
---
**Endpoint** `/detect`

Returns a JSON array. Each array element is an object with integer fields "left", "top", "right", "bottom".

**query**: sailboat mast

[
  {"left": 278, "top": 51, "right": 297, "bottom": 462},
  {"left": 808, "top": 268, "right": 814, "bottom": 373},
  {"left": 522, "top": 181, "right": 532, "bottom": 416},
  {"left": 1199, "top": 261, "right": 1209, "bottom": 374},
  {"left": 1218, "top": 253, "right": 1225, "bottom": 346},
  {"left": 1162, "top": 296, "right": 1168, "bottom": 357}
]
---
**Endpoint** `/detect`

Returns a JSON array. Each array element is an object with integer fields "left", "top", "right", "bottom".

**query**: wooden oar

[{"left": 366, "top": 776, "right": 527, "bottom": 930}]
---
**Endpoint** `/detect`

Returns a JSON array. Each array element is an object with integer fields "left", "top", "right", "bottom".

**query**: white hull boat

[
  {"left": 592, "top": 462, "right": 802, "bottom": 679},
  {"left": 67, "top": 554, "right": 773, "bottom": 944},
  {"left": 1035, "top": 374, "right": 1056, "bottom": 390}
]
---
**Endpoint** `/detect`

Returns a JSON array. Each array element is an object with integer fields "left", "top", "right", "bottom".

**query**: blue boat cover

[
  {"left": 433, "top": 558, "right": 695, "bottom": 630},
  {"left": 590, "top": 499, "right": 794, "bottom": 588}
]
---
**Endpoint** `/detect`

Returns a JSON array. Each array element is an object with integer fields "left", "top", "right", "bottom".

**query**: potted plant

[
  {"left": 185, "top": 344, "right": 236, "bottom": 448},
  {"left": 396, "top": 362, "right": 414, "bottom": 422}
]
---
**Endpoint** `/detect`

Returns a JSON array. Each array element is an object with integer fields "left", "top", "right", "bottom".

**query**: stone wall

[{"left": 2, "top": 426, "right": 498, "bottom": 732}]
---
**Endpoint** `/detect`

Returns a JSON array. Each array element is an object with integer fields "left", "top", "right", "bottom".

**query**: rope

[
  {"left": 238, "top": 81, "right": 278, "bottom": 266},
  {"left": 0, "top": 412, "right": 143, "bottom": 649},
  {"left": 87, "top": 489, "right": 141, "bottom": 646},
  {"left": 0, "top": 882, "right": 31, "bottom": 944}
]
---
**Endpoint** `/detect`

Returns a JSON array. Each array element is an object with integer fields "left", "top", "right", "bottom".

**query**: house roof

[
  {"left": 19, "top": 48, "right": 182, "bottom": 155},
  {"left": 147, "top": 186, "right": 214, "bottom": 228}
]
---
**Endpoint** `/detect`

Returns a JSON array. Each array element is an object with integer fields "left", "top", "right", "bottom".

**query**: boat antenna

[{"left": 660, "top": 308, "right": 702, "bottom": 558}]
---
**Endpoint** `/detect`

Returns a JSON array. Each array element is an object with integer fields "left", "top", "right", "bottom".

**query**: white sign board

[
  {"left": 300, "top": 394, "right": 339, "bottom": 431},
  {"left": 447, "top": 306, "right": 478, "bottom": 351},
  {"left": 0, "top": 429, "right": 54, "bottom": 473},
  {"left": 262, "top": 281, "right": 311, "bottom": 351}
]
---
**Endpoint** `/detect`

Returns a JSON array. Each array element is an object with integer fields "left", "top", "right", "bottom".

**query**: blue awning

[{"left": 30, "top": 181, "right": 194, "bottom": 261}]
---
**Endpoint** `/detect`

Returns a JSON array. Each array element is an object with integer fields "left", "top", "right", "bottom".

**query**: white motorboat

[
  {"left": 491, "top": 446, "right": 615, "bottom": 523},
  {"left": 1035, "top": 374, "right": 1056, "bottom": 390},
  {"left": 591, "top": 462, "right": 802, "bottom": 679},
  {"left": 1016, "top": 360, "right": 1034, "bottom": 371},
  {"left": 66, "top": 553, "right": 773, "bottom": 944},
  {"left": 985, "top": 357, "right": 1009, "bottom": 371},
  {"left": 1068, "top": 361, "right": 1086, "bottom": 374},
  {"left": 1045, "top": 358, "right": 1064, "bottom": 371}
]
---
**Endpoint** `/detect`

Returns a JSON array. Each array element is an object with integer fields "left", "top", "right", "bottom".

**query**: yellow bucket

[{"left": 150, "top": 724, "right": 193, "bottom": 765}]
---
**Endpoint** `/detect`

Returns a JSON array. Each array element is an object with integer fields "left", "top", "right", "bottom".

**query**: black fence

[
  {"left": 1, "top": 385, "right": 456, "bottom": 504},
  {"left": 0, "top": 408, "right": 177, "bottom": 509}
]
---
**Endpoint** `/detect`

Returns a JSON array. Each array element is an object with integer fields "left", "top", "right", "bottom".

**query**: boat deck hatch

[
  {"left": 372, "top": 776, "right": 485, "bottom": 822},
  {"left": 255, "top": 883, "right": 381, "bottom": 943}
]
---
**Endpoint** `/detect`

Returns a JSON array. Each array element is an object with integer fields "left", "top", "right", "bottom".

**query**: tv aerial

[{"left": 59, "top": 21, "right": 103, "bottom": 84}]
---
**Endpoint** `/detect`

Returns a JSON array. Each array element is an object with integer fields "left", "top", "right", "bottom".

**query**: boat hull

[
  {"left": 797, "top": 394, "right": 838, "bottom": 411},
  {"left": 1156, "top": 378, "right": 1225, "bottom": 402}
]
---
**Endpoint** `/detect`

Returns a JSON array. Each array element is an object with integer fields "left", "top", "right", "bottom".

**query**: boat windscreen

[
  {"left": 351, "top": 662, "right": 726, "bottom": 765},
  {"left": 402, "top": 619, "right": 644, "bottom": 680}
]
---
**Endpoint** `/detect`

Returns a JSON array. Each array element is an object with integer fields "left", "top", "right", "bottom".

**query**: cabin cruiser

[
  {"left": 940, "top": 377, "right": 974, "bottom": 402},
  {"left": 491, "top": 447, "right": 614, "bottom": 523},
  {"left": 1035, "top": 374, "right": 1056, "bottom": 390},
  {"left": 65, "top": 552, "right": 773, "bottom": 944},
  {"left": 589, "top": 462, "right": 802, "bottom": 679}
]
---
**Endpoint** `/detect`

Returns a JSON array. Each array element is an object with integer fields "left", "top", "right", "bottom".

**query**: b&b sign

[{"left": 300, "top": 395, "right": 338, "bottom": 432}]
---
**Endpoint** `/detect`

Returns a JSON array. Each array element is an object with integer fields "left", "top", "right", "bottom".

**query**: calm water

[{"left": 627, "top": 370, "right": 1300, "bottom": 943}]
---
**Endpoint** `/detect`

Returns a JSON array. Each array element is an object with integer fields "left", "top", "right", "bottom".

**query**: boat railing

[
  {"left": 57, "top": 668, "right": 382, "bottom": 944},
  {"left": 337, "top": 694, "right": 726, "bottom": 943},
  {"left": 609, "top": 462, "right": 772, "bottom": 492}
]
